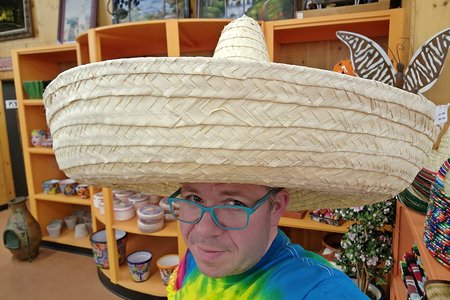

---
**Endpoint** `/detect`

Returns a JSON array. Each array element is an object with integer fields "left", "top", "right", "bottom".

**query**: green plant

[{"left": 335, "top": 199, "right": 396, "bottom": 296}]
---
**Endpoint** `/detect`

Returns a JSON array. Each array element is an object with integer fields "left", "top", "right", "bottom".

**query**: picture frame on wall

[
  {"left": 58, "top": 0, "right": 97, "bottom": 43},
  {"left": 196, "top": 0, "right": 297, "bottom": 20},
  {"left": 110, "top": 0, "right": 190, "bottom": 24},
  {"left": 0, "top": 0, "right": 33, "bottom": 42}
]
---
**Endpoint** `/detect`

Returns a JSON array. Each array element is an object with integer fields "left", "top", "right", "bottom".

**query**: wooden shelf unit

[
  {"left": 390, "top": 201, "right": 450, "bottom": 299},
  {"left": 12, "top": 44, "right": 94, "bottom": 249}
]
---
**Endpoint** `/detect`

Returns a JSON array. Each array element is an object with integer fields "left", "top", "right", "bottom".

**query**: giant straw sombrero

[{"left": 43, "top": 15, "right": 441, "bottom": 210}]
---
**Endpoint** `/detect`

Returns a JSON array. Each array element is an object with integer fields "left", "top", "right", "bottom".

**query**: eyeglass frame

[{"left": 167, "top": 187, "right": 283, "bottom": 231}]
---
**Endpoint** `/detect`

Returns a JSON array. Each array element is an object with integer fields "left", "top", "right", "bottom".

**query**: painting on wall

[
  {"left": 58, "top": 0, "right": 97, "bottom": 43},
  {"left": 196, "top": 0, "right": 297, "bottom": 20},
  {"left": 110, "top": 0, "right": 190, "bottom": 24},
  {"left": 0, "top": 0, "right": 33, "bottom": 42}
]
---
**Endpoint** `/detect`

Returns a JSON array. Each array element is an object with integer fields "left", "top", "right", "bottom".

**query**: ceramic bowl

[
  {"left": 90, "top": 229, "right": 127, "bottom": 269},
  {"left": 126, "top": 250, "right": 153, "bottom": 282},
  {"left": 159, "top": 197, "right": 179, "bottom": 213},
  {"left": 147, "top": 194, "right": 164, "bottom": 205},
  {"left": 137, "top": 204, "right": 164, "bottom": 224},
  {"left": 98, "top": 197, "right": 121, "bottom": 215},
  {"left": 137, "top": 218, "right": 164, "bottom": 233},
  {"left": 114, "top": 190, "right": 134, "bottom": 202},
  {"left": 93, "top": 192, "right": 104, "bottom": 208},
  {"left": 128, "top": 193, "right": 149, "bottom": 210},
  {"left": 156, "top": 254, "right": 180, "bottom": 285},
  {"left": 113, "top": 201, "right": 135, "bottom": 221},
  {"left": 59, "top": 178, "right": 78, "bottom": 196}
]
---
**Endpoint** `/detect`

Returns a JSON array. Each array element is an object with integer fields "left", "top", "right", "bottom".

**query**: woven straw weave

[
  {"left": 427, "top": 127, "right": 450, "bottom": 173},
  {"left": 43, "top": 16, "right": 440, "bottom": 210}
]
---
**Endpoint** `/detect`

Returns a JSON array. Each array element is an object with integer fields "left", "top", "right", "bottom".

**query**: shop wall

[{"left": 0, "top": 0, "right": 112, "bottom": 81}]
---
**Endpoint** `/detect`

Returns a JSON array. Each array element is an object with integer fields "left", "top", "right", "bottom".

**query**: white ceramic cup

[
  {"left": 74, "top": 223, "right": 88, "bottom": 238},
  {"left": 156, "top": 254, "right": 179, "bottom": 285},
  {"left": 126, "top": 250, "right": 152, "bottom": 282}
]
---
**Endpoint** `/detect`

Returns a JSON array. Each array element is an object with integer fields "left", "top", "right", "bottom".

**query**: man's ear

[{"left": 270, "top": 189, "right": 289, "bottom": 226}]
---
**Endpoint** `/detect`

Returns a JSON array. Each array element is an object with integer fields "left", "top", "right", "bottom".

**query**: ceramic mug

[
  {"left": 76, "top": 184, "right": 90, "bottom": 199},
  {"left": 59, "top": 178, "right": 78, "bottom": 196},
  {"left": 42, "top": 179, "right": 60, "bottom": 195},
  {"left": 156, "top": 254, "right": 179, "bottom": 285},
  {"left": 126, "top": 250, "right": 153, "bottom": 282},
  {"left": 90, "top": 229, "right": 127, "bottom": 269}
]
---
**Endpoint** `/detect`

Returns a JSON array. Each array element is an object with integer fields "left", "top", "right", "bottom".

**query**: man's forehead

[{"left": 181, "top": 183, "right": 269, "bottom": 194}]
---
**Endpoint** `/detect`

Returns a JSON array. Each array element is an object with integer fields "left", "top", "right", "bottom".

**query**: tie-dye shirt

[{"left": 167, "top": 229, "right": 368, "bottom": 299}]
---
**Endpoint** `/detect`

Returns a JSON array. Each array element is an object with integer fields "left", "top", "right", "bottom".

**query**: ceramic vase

[{"left": 2, "top": 197, "right": 42, "bottom": 261}]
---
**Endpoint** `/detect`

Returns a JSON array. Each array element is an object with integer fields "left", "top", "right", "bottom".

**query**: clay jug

[{"left": 3, "top": 197, "right": 42, "bottom": 261}]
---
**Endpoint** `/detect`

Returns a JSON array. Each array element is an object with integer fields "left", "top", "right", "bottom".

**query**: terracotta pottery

[{"left": 2, "top": 197, "right": 42, "bottom": 261}]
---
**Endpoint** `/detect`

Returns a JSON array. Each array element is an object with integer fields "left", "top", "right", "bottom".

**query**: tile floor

[{"left": 0, "top": 208, "right": 121, "bottom": 300}]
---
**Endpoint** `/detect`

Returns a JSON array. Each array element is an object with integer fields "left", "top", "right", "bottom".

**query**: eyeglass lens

[{"left": 172, "top": 199, "right": 249, "bottom": 229}]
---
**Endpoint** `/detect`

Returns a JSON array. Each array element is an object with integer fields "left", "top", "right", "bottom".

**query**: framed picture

[
  {"left": 196, "top": 0, "right": 297, "bottom": 20},
  {"left": 0, "top": 0, "right": 33, "bottom": 42},
  {"left": 111, "top": 0, "right": 190, "bottom": 24},
  {"left": 58, "top": 0, "right": 97, "bottom": 43}
]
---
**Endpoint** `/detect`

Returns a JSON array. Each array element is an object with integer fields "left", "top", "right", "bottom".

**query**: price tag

[
  {"left": 435, "top": 104, "right": 449, "bottom": 125},
  {"left": 5, "top": 99, "right": 17, "bottom": 109}
]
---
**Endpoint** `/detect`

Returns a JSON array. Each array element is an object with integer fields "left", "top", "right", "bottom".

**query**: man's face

[{"left": 179, "top": 183, "right": 287, "bottom": 278}]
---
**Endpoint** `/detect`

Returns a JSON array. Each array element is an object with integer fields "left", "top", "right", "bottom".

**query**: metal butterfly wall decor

[{"left": 336, "top": 28, "right": 450, "bottom": 94}]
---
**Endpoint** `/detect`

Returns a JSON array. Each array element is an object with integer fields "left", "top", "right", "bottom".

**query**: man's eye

[
  {"left": 224, "top": 199, "right": 246, "bottom": 207},
  {"left": 186, "top": 194, "right": 203, "bottom": 203}
]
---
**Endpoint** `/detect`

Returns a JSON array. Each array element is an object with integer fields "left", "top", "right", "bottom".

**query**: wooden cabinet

[
  {"left": 265, "top": 9, "right": 407, "bottom": 69},
  {"left": 390, "top": 201, "right": 450, "bottom": 299},
  {"left": 11, "top": 44, "right": 98, "bottom": 249}
]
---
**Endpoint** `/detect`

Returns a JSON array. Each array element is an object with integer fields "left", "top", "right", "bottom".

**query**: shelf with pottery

[
  {"left": 279, "top": 213, "right": 353, "bottom": 234},
  {"left": 12, "top": 43, "right": 85, "bottom": 250},
  {"left": 41, "top": 224, "right": 92, "bottom": 248},
  {"left": 97, "top": 206, "right": 178, "bottom": 297},
  {"left": 93, "top": 207, "right": 178, "bottom": 237},
  {"left": 390, "top": 201, "right": 450, "bottom": 300}
]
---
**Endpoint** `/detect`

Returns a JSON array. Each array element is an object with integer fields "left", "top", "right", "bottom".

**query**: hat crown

[{"left": 213, "top": 15, "right": 270, "bottom": 62}]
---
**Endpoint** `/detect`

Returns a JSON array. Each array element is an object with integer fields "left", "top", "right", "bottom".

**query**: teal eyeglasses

[{"left": 167, "top": 188, "right": 282, "bottom": 230}]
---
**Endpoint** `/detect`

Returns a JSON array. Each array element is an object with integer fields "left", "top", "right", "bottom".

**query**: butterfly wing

[
  {"left": 336, "top": 31, "right": 396, "bottom": 85},
  {"left": 403, "top": 27, "right": 450, "bottom": 94}
]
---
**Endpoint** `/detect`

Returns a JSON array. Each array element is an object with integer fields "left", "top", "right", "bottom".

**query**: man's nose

[{"left": 193, "top": 211, "right": 223, "bottom": 235}]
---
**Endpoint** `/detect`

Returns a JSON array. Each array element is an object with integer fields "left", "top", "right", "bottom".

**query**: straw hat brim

[{"left": 43, "top": 56, "right": 439, "bottom": 210}]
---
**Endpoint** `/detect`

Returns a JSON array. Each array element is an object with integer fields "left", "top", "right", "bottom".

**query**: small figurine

[{"left": 31, "top": 129, "right": 46, "bottom": 147}]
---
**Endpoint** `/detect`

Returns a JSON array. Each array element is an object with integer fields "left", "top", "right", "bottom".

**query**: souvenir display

[{"left": 424, "top": 158, "right": 450, "bottom": 268}]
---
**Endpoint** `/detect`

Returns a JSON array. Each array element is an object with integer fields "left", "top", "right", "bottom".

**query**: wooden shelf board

[
  {"left": 113, "top": 217, "right": 178, "bottom": 237},
  {"left": 42, "top": 227, "right": 91, "bottom": 248},
  {"left": 401, "top": 204, "right": 450, "bottom": 281},
  {"left": 23, "top": 99, "right": 44, "bottom": 105},
  {"left": 35, "top": 193, "right": 92, "bottom": 206},
  {"left": 100, "top": 265, "right": 167, "bottom": 297},
  {"left": 94, "top": 208, "right": 178, "bottom": 237},
  {"left": 279, "top": 213, "right": 352, "bottom": 233},
  {"left": 28, "top": 147, "right": 54, "bottom": 155}
]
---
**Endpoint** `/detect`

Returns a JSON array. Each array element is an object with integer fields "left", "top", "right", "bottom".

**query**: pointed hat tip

[{"left": 213, "top": 15, "right": 269, "bottom": 62}]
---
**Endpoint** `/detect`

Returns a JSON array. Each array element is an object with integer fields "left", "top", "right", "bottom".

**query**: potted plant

[{"left": 334, "top": 198, "right": 396, "bottom": 299}]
